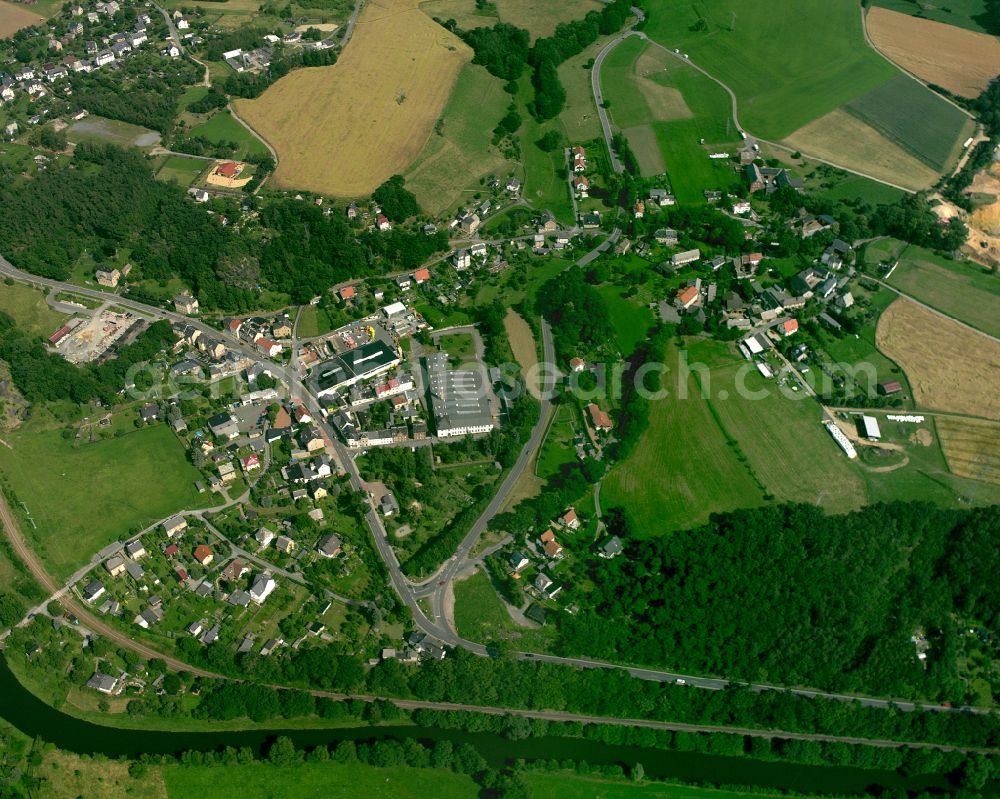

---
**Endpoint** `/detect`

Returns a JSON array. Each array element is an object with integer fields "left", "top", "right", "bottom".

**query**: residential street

[{"left": 0, "top": 253, "right": 988, "bottom": 719}]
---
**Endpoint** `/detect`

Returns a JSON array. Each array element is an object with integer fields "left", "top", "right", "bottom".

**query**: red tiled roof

[
  {"left": 194, "top": 544, "right": 213, "bottom": 563},
  {"left": 782, "top": 319, "right": 799, "bottom": 334},
  {"left": 216, "top": 161, "right": 240, "bottom": 178},
  {"left": 339, "top": 285, "right": 356, "bottom": 299},
  {"left": 677, "top": 286, "right": 699, "bottom": 306},
  {"left": 414, "top": 268, "right": 431, "bottom": 282}
]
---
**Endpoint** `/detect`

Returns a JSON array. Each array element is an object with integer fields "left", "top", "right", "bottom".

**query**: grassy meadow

[
  {"left": 0, "top": 414, "right": 206, "bottom": 580},
  {"left": 600, "top": 38, "right": 741, "bottom": 201},
  {"left": 453, "top": 569, "right": 553, "bottom": 650},
  {"left": 187, "top": 111, "right": 270, "bottom": 160},
  {"left": 0, "top": 282, "right": 69, "bottom": 338},
  {"left": 164, "top": 761, "right": 478, "bottom": 799},
  {"left": 404, "top": 63, "right": 521, "bottom": 216},
  {"left": 603, "top": 339, "right": 867, "bottom": 536},
  {"left": 883, "top": 242, "right": 1000, "bottom": 337},
  {"left": 155, "top": 155, "right": 210, "bottom": 187},
  {"left": 642, "top": 0, "right": 898, "bottom": 139}
]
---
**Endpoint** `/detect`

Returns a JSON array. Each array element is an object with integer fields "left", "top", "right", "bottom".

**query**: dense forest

[
  {"left": 557, "top": 502, "right": 1000, "bottom": 701},
  {"left": 0, "top": 145, "right": 448, "bottom": 309}
]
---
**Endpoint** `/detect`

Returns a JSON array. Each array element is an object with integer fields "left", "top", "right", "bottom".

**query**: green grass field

[
  {"left": 0, "top": 417, "right": 206, "bottom": 580},
  {"left": 594, "top": 284, "right": 653, "bottom": 357},
  {"left": 536, "top": 404, "right": 578, "bottom": 479},
  {"left": 405, "top": 63, "right": 521, "bottom": 217},
  {"left": 516, "top": 78, "right": 576, "bottom": 223},
  {"left": 884, "top": 242, "right": 1000, "bottom": 337},
  {"left": 812, "top": 173, "right": 906, "bottom": 206},
  {"left": 872, "top": 0, "right": 992, "bottom": 34},
  {"left": 187, "top": 110, "right": 269, "bottom": 160},
  {"left": 642, "top": 0, "right": 900, "bottom": 140},
  {"left": 453, "top": 569, "right": 553, "bottom": 650},
  {"left": 603, "top": 339, "right": 867, "bottom": 535},
  {"left": 177, "top": 85, "right": 210, "bottom": 113},
  {"left": 846, "top": 75, "right": 972, "bottom": 170},
  {"left": 528, "top": 773, "right": 824, "bottom": 799},
  {"left": 164, "top": 761, "right": 478, "bottom": 799},
  {"left": 155, "top": 155, "right": 209, "bottom": 187},
  {"left": 601, "top": 38, "right": 741, "bottom": 201},
  {"left": 297, "top": 305, "right": 335, "bottom": 338},
  {"left": 0, "top": 282, "right": 69, "bottom": 338}
]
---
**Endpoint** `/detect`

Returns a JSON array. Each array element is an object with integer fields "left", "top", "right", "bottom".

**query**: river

[{"left": 0, "top": 659, "right": 958, "bottom": 794}]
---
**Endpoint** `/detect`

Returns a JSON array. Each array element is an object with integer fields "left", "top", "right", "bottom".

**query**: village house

[
  {"left": 587, "top": 403, "right": 613, "bottom": 432},
  {"left": 194, "top": 544, "right": 214, "bottom": 566},
  {"left": 105, "top": 556, "right": 126, "bottom": 578},
  {"left": 174, "top": 294, "right": 199, "bottom": 314},
  {"left": 162, "top": 516, "right": 188, "bottom": 538}
]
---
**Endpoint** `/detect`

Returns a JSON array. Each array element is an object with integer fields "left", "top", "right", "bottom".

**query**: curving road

[{"left": 0, "top": 255, "right": 993, "bottom": 718}]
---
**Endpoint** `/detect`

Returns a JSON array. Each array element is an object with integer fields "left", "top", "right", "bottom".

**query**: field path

[
  {"left": 861, "top": 5, "right": 979, "bottom": 118},
  {"left": 632, "top": 33, "right": 917, "bottom": 194}
]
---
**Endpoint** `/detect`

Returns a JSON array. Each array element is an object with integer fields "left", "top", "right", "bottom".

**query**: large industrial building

[
  {"left": 312, "top": 340, "right": 400, "bottom": 397},
  {"left": 425, "top": 352, "right": 495, "bottom": 438}
]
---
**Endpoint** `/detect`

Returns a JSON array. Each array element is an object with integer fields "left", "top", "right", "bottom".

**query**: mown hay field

[
  {"left": 866, "top": 6, "right": 1000, "bottom": 98},
  {"left": 876, "top": 299, "right": 1000, "bottom": 421},
  {"left": 936, "top": 416, "right": 1000, "bottom": 486},
  {"left": 235, "top": 0, "right": 470, "bottom": 197},
  {"left": 0, "top": 0, "right": 43, "bottom": 37},
  {"left": 784, "top": 108, "right": 940, "bottom": 191},
  {"left": 846, "top": 74, "right": 973, "bottom": 170},
  {"left": 601, "top": 38, "right": 739, "bottom": 197}
]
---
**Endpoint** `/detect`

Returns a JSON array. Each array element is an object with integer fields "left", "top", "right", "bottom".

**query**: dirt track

[{"left": 0, "top": 490, "right": 217, "bottom": 676}]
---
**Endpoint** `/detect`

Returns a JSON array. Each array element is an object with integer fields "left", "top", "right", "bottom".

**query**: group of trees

[
  {"left": 372, "top": 174, "right": 420, "bottom": 222},
  {"left": 69, "top": 54, "right": 202, "bottom": 135},
  {"left": 529, "top": 0, "right": 635, "bottom": 119},
  {"left": 556, "top": 502, "right": 1000, "bottom": 702},
  {"left": 536, "top": 268, "right": 614, "bottom": 360},
  {"left": 460, "top": 22, "right": 530, "bottom": 81},
  {"left": 0, "top": 144, "right": 448, "bottom": 311},
  {"left": 0, "top": 312, "right": 176, "bottom": 406},
  {"left": 457, "top": 0, "right": 635, "bottom": 120}
]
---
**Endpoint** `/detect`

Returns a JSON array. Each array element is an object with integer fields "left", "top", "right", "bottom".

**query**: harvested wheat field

[
  {"left": 784, "top": 108, "right": 939, "bottom": 191},
  {"left": 936, "top": 416, "right": 1000, "bottom": 485},
  {"left": 0, "top": 0, "right": 43, "bottom": 37},
  {"left": 504, "top": 309, "right": 538, "bottom": 377},
  {"left": 866, "top": 7, "right": 1000, "bottom": 99},
  {"left": 876, "top": 298, "right": 1000, "bottom": 420},
  {"left": 235, "top": 0, "right": 470, "bottom": 197}
]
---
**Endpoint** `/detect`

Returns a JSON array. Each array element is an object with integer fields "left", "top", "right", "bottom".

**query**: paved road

[
  {"left": 616, "top": 27, "right": 915, "bottom": 194},
  {"left": 0, "top": 255, "right": 992, "bottom": 718},
  {"left": 591, "top": 33, "right": 631, "bottom": 174}
]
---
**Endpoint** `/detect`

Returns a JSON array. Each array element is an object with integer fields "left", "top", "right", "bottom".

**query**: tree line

[{"left": 456, "top": 0, "right": 636, "bottom": 119}]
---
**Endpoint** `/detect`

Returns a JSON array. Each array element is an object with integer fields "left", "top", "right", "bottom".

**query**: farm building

[
  {"left": 877, "top": 380, "right": 902, "bottom": 396},
  {"left": 860, "top": 415, "right": 881, "bottom": 441}
]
